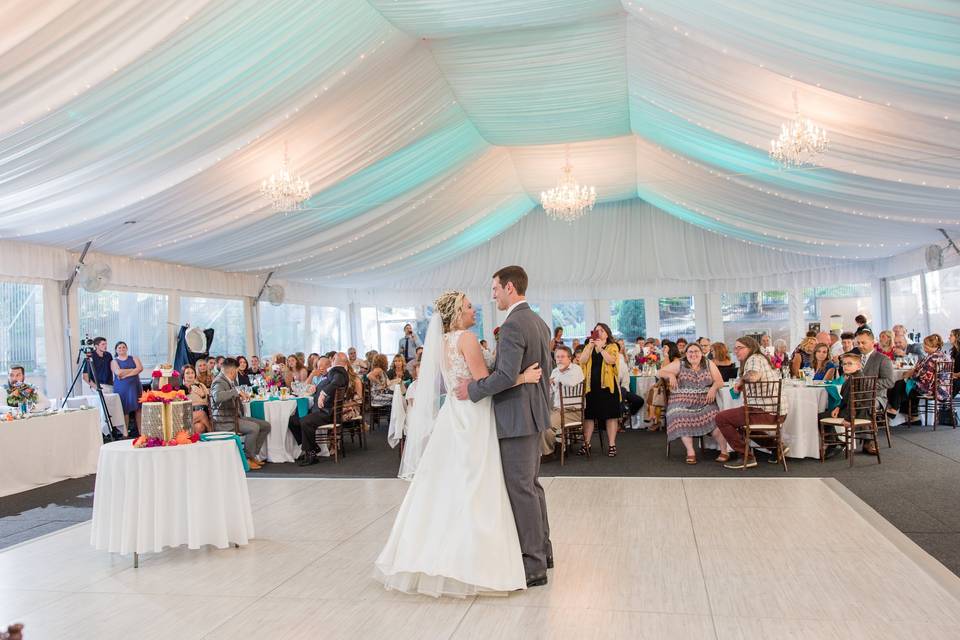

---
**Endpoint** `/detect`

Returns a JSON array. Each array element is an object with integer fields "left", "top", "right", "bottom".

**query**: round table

[
  {"left": 90, "top": 439, "right": 254, "bottom": 563},
  {"left": 242, "top": 397, "right": 310, "bottom": 462},
  {"left": 0, "top": 408, "right": 102, "bottom": 497},
  {"left": 714, "top": 382, "right": 830, "bottom": 459}
]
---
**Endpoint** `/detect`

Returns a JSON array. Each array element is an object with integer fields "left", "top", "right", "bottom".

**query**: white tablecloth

[
  {"left": 0, "top": 409, "right": 102, "bottom": 497},
  {"left": 90, "top": 439, "right": 254, "bottom": 555},
  {"left": 59, "top": 393, "right": 125, "bottom": 433},
  {"left": 630, "top": 375, "right": 657, "bottom": 398},
  {"left": 242, "top": 399, "right": 303, "bottom": 463},
  {"left": 715, "top": 383, "right": 828, "bottom": 459}
]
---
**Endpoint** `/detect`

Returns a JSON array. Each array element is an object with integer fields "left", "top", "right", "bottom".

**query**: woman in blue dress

[
  {"left": 810, "top": 343, "right": 837, "bottom": 381},
  {"left": 111, "top": 341, "right": 143, "bottom": 438}
]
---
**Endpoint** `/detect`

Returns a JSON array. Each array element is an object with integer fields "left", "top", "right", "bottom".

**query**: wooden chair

[
  {"left": 917, "top": 359, "right": 956, "bottom": 430},
  {"left": 874, "top": 401, "right": 893, "bottom": 448},
  {"left": 363, "top": 378, "right": 392, "bottom": 431},
  {"left": 818, "top": 375, "right": 880, "bottom": 466},
  {"left": 741, "top": 379, "right": 788, "bottom": 472},
  {"left": 315, "top": 390, "right": 344, "bottom": 464},
  {"left": 557, "top": 382, "right": 585, "bottom": 465},
  {"left": 336, "top": 386, "right": 365, "bottom": 451}
]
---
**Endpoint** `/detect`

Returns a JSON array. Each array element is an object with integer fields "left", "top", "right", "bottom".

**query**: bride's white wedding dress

[{"left": 373, "top": 329, "right": 526, "bottom": 597}]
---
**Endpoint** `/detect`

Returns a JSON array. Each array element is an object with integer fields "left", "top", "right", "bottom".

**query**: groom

[{"left": 455, "top": 265, "right": 554, "bottom": 587}]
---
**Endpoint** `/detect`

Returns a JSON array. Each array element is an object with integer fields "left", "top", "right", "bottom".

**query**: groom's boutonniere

[{"left": 493, "top": 326, "right": 501, "bottom": 342}]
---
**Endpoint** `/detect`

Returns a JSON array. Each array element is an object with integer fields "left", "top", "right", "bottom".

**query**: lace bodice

[{"left": 443, "top": 330, "right": 472, "bottom": 388}]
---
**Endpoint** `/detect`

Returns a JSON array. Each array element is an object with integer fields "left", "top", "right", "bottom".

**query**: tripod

[{"left": 63, "top": 347, "right": 117, "bottom": 441}]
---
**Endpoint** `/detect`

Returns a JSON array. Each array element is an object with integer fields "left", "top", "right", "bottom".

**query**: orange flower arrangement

[{"left": 139, "top": 388, "right": 187, "bottom": 404}]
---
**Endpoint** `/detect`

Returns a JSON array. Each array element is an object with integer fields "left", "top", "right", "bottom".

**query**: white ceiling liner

[{"left": 0, "top": 0, "right": 957, "bottom": 302}]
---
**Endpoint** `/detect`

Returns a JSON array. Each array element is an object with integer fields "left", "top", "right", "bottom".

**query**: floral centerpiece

[
  {"left": 132, "top": 429, "right": 200, "bottom": 448},
  {"left": 5, "top": 383, "right": 38, "bottom": 408},
  {"left": 635, "top": 351, "right": 659, "bottom": 367}
]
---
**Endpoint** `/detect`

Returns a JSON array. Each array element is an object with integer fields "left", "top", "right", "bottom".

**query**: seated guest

[
  {"left": 347, "top": 347, "right": 362, "bottom": 372},
  {"left": 893, "top": 324, "right": 924, "bottom": 358},
  {"left": 698, "top": 336, "right": 712, "bottom": 358},
  {"left": 405, "top": 362, "right": 420, "bottom": 409},
  {"left": 405, "top": 346, "right": 424, "bottom": 376},
  {"left": 206, "top": 357, "right": 218, "bottom": 377},
  {"left": 850, "top": 330, "right": 894, "bottom": 447},
  {"left": 195, "top": 358, "right": 213, "bottom": 387},
  {"left": 855, "top": 314, "right": 871, "bottom": 334},
  {"left": 810, "top": 343, "right": 837, "bottom": 381},
  {"left": 570, "top": 338, "right": 581, "bottom": 353},
  {"left": 660, "top": 343, "right": 728, "bottom": 464},
  {"left": 367, "top": 354, "right": 393, "bottom": 407},
  {"left": 210, "top": 358, "right": 271, "bottom": 469},
  {"left": 550, "top": 326, "right": 565, "bottom": 353},
  {"left": 181, "top": 365, "right": 211, "bottom": 433},
  {"left": 717, "top": 336, "right": 790, "bottom": 469},
  {"left": 288, "top": 353, "right": 350, "bottom": 466},
  {"left": 2, "top": 366, "right": 50, "bottom": 412},
  {"left": 710, "top": 343, "right": 738, "bottom": 381},
  {"left": 789, "top": 336, "right": 817, "bottom": 377},
  {"left": 887, "top": 334, "right": 951, "bottom": 425},
  {"left": 306, "top": 353, "right": 319, "bottom": 373},
  {"left": 818, "top": 352, "right": 870, "bottom": 458},
  {"left": 248, "top": 355, "right": 262, "bottom": 375},
  {"left": 387, "top": 354, "right": 412, "bottom": 390},
  {"left": 645, "top": 340, "right": 681, "bottom": 426},
  {"left": 839, "top": 332, "right": 857, "bottom": 357},
  {"left": 675, "top": 337, "right": 688, "bottom": 352},
  {"left": 951, "top": 329, "right": 960, "bottom": 398},
  {"left": 541, "top": 345, "right": 586, "bottom": 456},
  {"left": 616, "top": 345, "right": 644, "bottom": 421},
  {"left": 770, "top": 339, "right": 788, "bottom": 370},
  {"left": 759, "top": 334, "right": 774, "bottom": 359},
  {"left": 876, "top": 331, "right": 895, "bottom": 359},
  {"left": 215, "top": 356, "right": 225, "bottom": 375},
  {"left": 236, "top": 356, "right": 252, "bottom": 386},
  {"left": 829, "top": 333, "right": 843, "bottom": 359},
  {"left": 310, "top": 356, "right": 330, "bottom": 386}
]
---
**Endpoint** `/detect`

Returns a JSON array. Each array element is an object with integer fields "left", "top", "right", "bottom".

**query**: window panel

[
  {"left": 609, "top": 299, "right": 646, "bottom": 341},
  {"left": 802, "top": 283, "right": 872, "bottom": 333},
  {"left": 308, "top": 306, "right": 341, "bottom": 354},
  {"left": 659, "top": 296, "right": 696, "bottom": 341},
  {"left": 0, "top": 281, "right": 46, "bottom": 392},
  {"left": 79, "top": 289, "right": 168, "bottom": 371},
  {"left": 259, "top": 302, "right": 305, "bottom": 357},
  {"left": 551, "top": 302, "right": 586, "bottom": 344},
  {"left": 721, "top": 291, "right": 789, "bottom": 345},
  {"left": 925, "top": 266, "right": 960, "bottom": 339},
  {"left": 887, "top": 276, "right": 924, "bottom": 336},
  {"left": 181, "top": 296, "right": 246, "bottom": 357}
]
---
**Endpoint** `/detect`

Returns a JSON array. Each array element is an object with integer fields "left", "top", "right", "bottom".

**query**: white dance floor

[{"left": 2, "top": 477, "right": 960, "bottom": 639}]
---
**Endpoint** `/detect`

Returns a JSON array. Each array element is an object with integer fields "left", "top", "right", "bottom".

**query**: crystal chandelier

[
  {"left": 769, "top": 90, "right": 829, "bottom": 167},
  {"left": 540, "top": 145, "right": 597, "bottom": 222},
  {"left": 259, "top": 142, "right": 311, "bottom": 211}
]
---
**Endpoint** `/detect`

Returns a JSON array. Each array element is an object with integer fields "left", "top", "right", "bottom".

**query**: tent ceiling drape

[{"left": 1, "top": 0, "right": 958, "bottom": 300}]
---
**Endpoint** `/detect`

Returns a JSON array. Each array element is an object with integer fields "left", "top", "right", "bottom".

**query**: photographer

[{"left": 82, "top": 337, "right": 114, "bottom": 393}]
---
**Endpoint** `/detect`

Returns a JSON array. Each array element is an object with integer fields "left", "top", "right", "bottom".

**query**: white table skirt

[
  {"left": 58, "top": 393, "right": 125, "bottom": 432},
  {"left": 242, "top": 399, "right": 303, "bottom": 463},
  {"left": 90, "top": 440, "right": 254, "bottom": 555},
  {"left": 714, "top": 383, "right": 828, "bottom": 459},
  {"left": 0, "top": 409, "right": 102, "bottom": 497}
]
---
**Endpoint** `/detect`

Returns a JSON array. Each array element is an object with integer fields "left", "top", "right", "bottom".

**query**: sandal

[
  {"left": 576, "top": 444, "right": 591, "bottom": 456},
  {"left": 607, "top": 445, "right": 618, "bottom": 457},
  {"left": 685, "top": 454, "right": 697, "bottom": 465},
  {"left": 715, "top": 453, "right": 730, "bottom": 463}
]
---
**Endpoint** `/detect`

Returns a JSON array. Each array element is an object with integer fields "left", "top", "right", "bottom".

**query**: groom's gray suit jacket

[{"left": 468, "top": 302, "right": 553, "bottom": 439}]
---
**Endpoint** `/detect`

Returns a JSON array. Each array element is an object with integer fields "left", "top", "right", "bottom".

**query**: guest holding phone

[{"left": 578, "top": 323, "right": 622, "bottom": 457}]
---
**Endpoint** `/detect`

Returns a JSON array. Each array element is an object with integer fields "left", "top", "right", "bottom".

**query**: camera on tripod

[{"left": 80, "top": 334, "right": 96, "bottom": 356}]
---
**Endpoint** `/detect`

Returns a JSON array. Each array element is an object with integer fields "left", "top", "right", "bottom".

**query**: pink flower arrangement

[{"left": 151, "top": 370, "right": 162, "bottom": 378}]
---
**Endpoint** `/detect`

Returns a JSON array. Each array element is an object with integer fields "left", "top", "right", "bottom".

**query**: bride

[{"left": 374, "top": 290, "right": 542, "bottom": 597}]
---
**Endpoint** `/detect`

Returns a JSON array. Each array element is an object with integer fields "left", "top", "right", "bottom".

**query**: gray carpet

[{"left": 3, "top": 424, "right": 959, "bottom": 577}]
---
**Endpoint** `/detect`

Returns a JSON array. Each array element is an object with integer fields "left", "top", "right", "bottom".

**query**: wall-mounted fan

[
  {"left": 78, "top": 263, "right": 112, "bottom": 292},
  {"left": 925, "top": 229, "right": 960, "bottom": 272},
  {"left": 265, "top": 284, "right": 286, "bottom": 306}
]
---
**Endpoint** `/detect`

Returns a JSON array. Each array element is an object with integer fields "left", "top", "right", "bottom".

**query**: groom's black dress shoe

[
  {"left": 546, "top": 556, "right": 554, "bottom": 569},
  {"left": 526, "top": 573, "right": 548, "bottom": 588}
]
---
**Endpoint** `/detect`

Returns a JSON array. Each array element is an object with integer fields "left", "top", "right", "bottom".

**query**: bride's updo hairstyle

[{"left": 434, "top": 290, "right": 466, "bottom": 333}]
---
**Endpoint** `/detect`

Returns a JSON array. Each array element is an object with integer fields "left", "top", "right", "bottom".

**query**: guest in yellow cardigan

[{"left": 578, "top": 322, "right": 622, "bottom": 457}]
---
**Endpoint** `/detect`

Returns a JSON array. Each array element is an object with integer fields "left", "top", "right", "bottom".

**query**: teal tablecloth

[
  {"left": 248, "top": 397, "right": 310, "bottom": 420},
  {"left": 200, "top": 432, "right": 249, "bottom": 471}
]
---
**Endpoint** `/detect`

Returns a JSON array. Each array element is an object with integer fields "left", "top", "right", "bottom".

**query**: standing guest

[
  {"left": 2, "top": 366, "right": 51, "bottom": 412},
  {"left": 949, "top": 329, "right": 960, "bottom": 397},
  {"left": 398, "top": 324, "right": 422, "bottom": 362},
  {"left": 110, "top": 341, "right": 143, "bottom": 437},
  {"left": 248, "top": 355, "right": 262, "bottom": 375},
  {"left": 83, "top": 337, "right": 114, "bottom": 393},
  {"left": 541, "top": 345, "right": 585, "bottom": 455},
  {"left": 195, "top": 358, "right": 213, "bottom": 387},
  {"left": 660, "top": 343, "right": 728, "bottom": 464},
  {"left": 855, "top": 315, "right": 871, "bottom": 334},
  {"left": 789, "top": 336, "right": 817, "bottom": 377},
  {"left": 578, "top": 323, "right": 622, "bottom": 457},
  {"left": 717, "top": 336, "right": 789, "bottom": 469},
  {"left": 711, "top": 343, "right": 738, "bottom": 381},
  {"left": 210, "top": 358, "right": 271, "bottom": 469},
  {"left": 809, "top": 343, "right": 837, "bottom": 381},
  {"left": 288, "top": 352, "right": 350, "bottom": 466},
  {"left": 181, "top": 365, "right": 211, "bottom": 433},
  {"left": 770, "top": 339, "right": 789, "bottom": 370},
  {"left": 386, "top": 354, "right": 412, "bottom": 390},
  {"left": 236, "top": 356, "right": 252, "bottom": 386},
  {"left": 877, "top": 331, "right": 895, "bottom": 359},
  {"left": 550, "top": 327, "right": 565, "bottom": 352},
  {"left": 887, "top": 334, "right": 951, "bottom": 426}
]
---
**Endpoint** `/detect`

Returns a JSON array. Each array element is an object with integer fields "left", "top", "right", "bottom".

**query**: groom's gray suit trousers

[{"left": 499, "top": 433, "right": 551, "bottom": 577}]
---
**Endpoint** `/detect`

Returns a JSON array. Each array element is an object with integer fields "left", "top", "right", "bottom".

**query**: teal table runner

[{"left": 249, "top": 397, "right": 310, "bottom": 419}]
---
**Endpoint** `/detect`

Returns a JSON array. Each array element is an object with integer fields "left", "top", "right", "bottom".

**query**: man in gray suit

[
  {"left": 856, "top": 329, "right": 895, "bottom": 455},
  {"left": 455, "top": 265, "right": 554, "bottom": 587}
]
